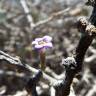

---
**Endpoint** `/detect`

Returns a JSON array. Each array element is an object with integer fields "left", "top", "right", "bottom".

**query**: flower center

[{"left": 38, "top": 39, "right": 47, "bottom": 45}]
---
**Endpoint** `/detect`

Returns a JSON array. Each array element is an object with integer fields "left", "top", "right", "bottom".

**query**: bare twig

[
  {"left": 0, "top": 50, "right": 58, "bottom": 85},
  {"left": 20, "top": 0, "right": 35, "bottom": 28},
  {"left": 20, "top": 0, "right": 70, "bottom": 29},
  {"left": 25, "top": 64, "right": 58, "bottom": 84},
  {"left": 34, "top": 8, "right": 70, "bottom": 28},
  {"left": 45, "top": 67, "right": 65, "bottom": 80}
]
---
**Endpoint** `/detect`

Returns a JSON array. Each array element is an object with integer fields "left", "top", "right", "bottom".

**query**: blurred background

[{"left": 0, "top": 0, "right": 96, "bottom": 96}]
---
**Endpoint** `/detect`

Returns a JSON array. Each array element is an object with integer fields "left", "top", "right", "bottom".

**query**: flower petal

[
  {"left": 35, "top": 38, "right": 43, "bottom": 42},
  {"left": 32, "top": 35, "right": 53, "bottom": 50},
  {"left": 35, "top": 44, "right": 43, "bottom": 49},
  {"left": 32, "top": 41, "right": 38, "bottom": 45},
  {"left": 43, "top": 36, "right": 52, "bottom": 42},
  {"left": 44, "top": 42, "right": 53, "bottom": 48}
]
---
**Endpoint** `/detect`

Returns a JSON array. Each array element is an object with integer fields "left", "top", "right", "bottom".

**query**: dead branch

[
  {"left": 20, "top": 0, "right": 35, "bottom": 28},
  {"left": 20, "top": 0, "right": 71, "bottom": 30},
  {"left": 45, "top": 67, "right": 65, "bottom": 80},
  {"left": 53, "top": 2, "right": 96, "bottom": 96},
  {"left": 34, "top": 8, "right": 70, "bottom": 28},
  {"left": 0, "top": 50, "right": 58, "bottom": 85}
]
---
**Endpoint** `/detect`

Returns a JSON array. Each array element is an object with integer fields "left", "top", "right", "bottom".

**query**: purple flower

[{"left": 32, "top": 36, "right": 53, "bottom": 50}]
